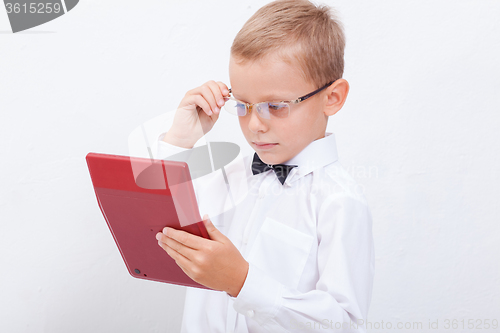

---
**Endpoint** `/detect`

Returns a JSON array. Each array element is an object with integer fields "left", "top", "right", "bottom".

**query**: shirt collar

[{"left": 282, "top": 132, "right": 339, "bottom": 184}]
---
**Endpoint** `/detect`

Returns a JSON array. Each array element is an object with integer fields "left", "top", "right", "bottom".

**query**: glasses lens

[
  {"left": 224, "top": 98, "right": 246, "bottom": 116},
  {"left": 268, "top": 102, "right": 289, "bottom": 118},
  {"left": 255, "top": 103, "right": 270, "bottom": 119},
  {"left": 254, "top": 102, "right": 290, "bottom": 119}
]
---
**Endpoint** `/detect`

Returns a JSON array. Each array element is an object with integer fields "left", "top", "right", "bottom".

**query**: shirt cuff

[
  {"left": 157, "top": 132, "right": 190, "bottom": 159},
  {"left": 232, "top": 262, "right": 284, "bottom": 325}
]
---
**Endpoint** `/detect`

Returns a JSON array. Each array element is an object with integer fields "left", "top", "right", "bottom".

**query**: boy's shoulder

[
  {"left": 228, "top": 142, "right": 369, "bottom": 206},
  {"left": 320, "top": 160, "right": 369, "bottom": 204},
  {"left": 284, "top": 132, "right": 370, "bottom": 205}
]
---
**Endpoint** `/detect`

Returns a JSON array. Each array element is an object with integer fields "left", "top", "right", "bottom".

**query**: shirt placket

[
  {"left": 226, "top": 174, "right": 274, "bottom": 333},
  {"left": 241, "top": 175, "right": 274, "bottom": 253}
]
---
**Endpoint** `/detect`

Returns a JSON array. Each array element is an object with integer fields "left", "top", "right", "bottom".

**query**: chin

[{"left": 255, "top": 152, "right": 282, "bottom": 165}]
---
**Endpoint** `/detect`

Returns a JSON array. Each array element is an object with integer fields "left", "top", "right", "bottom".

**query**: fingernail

[
  {"left": 218, "top": 99, "right": 224, "bottom": 106},
  {"left": 223, "top": 89, "right": 229, "bottom": 95},
  {"left": 214, "top": 107, "right": 220, "bottom": 114},
  {"left": 208, "top": 110, "right": 212, "bottom": 115}
]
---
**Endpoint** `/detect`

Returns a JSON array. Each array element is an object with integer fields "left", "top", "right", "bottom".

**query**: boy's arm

[
  {"left": 231, "top": 194, "right": 375, "bottom": 333},
  {"left": 156, "top": 131, "right": 204, "bottom": 159},
  {"left": 156, "top": 79, "right": 229, "bottom": 158}
]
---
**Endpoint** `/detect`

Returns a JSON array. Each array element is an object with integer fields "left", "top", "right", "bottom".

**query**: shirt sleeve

[
  {"left": 156, "top": 132, "right": 191, "bottom": 159},
  {"left": 232, "top": 194, "right": 375, "bottom": 332},
  {"left": 157, "top": 132, "right": 237, "bottom": 223}
]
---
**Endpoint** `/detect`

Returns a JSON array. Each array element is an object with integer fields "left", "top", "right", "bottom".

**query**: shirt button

[{"left": 246, "top": 309, "right": 255, "bottom": 318}]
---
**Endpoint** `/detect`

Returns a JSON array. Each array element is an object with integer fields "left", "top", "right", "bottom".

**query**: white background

[{"left": 1, "top": 0, "right": 499, "bottom": 332}]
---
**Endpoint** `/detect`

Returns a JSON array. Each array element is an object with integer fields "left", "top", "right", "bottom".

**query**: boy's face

[{"left": 229, "top": 54, "right": 332, "bottom": 165}]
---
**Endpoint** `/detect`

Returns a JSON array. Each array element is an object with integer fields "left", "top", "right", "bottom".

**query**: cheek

[
  {"left": 282, "top": 117, "right": 312, "bottom": 144},
  {"left": 274, "top": 122, "right": 297, "bottom": 144},
  {"left": 297, "top": 109, "right": 320, "bottom": 129},
  {"left": 238, "top": 116, "right": 246, "bottom": 127},
  {"left": 238, "top": 117, "right": 250, "bottom": 135}
]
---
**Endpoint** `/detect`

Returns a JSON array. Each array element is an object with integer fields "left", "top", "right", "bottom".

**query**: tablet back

[{"left": 86, "top": 152, "right": 210, "bottom": 289}]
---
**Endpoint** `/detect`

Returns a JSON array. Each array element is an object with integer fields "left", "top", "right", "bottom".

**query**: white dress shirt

[{"left": 156, "top": 132, "right": 375, "bottom": 333}]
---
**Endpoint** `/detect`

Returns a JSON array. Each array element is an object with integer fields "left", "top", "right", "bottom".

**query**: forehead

[{"left": 229, "top": 54, "right": 311, "bottom": 102}]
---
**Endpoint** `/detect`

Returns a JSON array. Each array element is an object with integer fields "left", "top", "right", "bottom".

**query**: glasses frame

[{"left": 224, "top": 79, "right": 337, "bottom": 119}]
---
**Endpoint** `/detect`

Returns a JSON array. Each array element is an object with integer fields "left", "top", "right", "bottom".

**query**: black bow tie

[{"left": 251, "top": 153, "right": 298, "bottom": 185}]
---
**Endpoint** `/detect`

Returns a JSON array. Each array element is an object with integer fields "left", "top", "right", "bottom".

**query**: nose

[{"left": 247, "top": 104, "right": 268, "bottom": 134}]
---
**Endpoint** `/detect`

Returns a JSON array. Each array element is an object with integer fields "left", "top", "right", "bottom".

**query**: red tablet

[{"left": 86, "top": 152, "right": 211, "bottom": 289}]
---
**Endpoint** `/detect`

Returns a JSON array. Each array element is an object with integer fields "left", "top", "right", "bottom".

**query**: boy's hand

[
  {"left": 156, "top": 214, "right": 249, "bottom": 297},
  {"left": 163, "top": 81, "right": 230, "bottom": 149}
]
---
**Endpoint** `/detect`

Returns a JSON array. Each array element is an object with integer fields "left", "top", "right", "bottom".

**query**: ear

[{"left": 323, "top": 79, "right": 350, "bottom": 117}]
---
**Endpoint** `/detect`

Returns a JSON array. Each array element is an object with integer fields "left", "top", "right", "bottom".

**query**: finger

[
  {"left": 202, "top": 214, "right": 226, "bottom": 242},
  {"left": 183, "top": 87, "right": 214, "bottom": 116},
  {"left": 216, "top": 81, "right": 230, "bottom": 97},
  {"left": 163, "top": 234, "right": 199, "bottom": 259},
  {"left": 183, "top": 94, "right": 213, "bottom": 116},
  {"left": 158, "top": 240, "right": 191, "bottom": 271},
  {"left": 200, "top": 83, "right": 219, "bottom": 115},
  {"left": 206, "top": 80, "right": 226, "bottom": 114},
  {"left": 162, "top": 227, "right": 202, "bottom": 250},
  {"left": 158, "top": 237, "right": 207, "bottom": 284},
  {"left": 193, "top": 94, "right": 215, "bottom": 116}
]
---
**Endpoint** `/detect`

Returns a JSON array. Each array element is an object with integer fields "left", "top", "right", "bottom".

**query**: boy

[{"left": 154, "top": 0, "right": 374, "bottom": 332}]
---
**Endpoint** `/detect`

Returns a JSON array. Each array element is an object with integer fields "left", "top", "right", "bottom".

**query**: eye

[
  {"left": 268, "top": 103, "right": 287, "bottom": 111},
  {"left": 236, "top": 102, "right": 246, "bottom": 116},
  {"left": 267, "top": 103, "right": 289, "bottom": 118}
]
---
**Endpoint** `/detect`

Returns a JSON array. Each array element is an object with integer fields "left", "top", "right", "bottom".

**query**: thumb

[{"left": 203, "top": 214, "right": 224, "bottom": 242}]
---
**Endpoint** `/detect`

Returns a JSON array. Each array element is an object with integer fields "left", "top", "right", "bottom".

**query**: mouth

[{"left": 252, "top": 141, "right": 278, "bottom": 149}]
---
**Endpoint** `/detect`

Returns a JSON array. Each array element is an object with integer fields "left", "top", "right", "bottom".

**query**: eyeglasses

[{"left": 223, "top": 80, "right": 337, "bottom": 119}]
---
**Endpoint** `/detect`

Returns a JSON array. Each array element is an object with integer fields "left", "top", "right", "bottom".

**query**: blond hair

[{"left": 231, "top": 0, "right": 345, "bottom": 89}]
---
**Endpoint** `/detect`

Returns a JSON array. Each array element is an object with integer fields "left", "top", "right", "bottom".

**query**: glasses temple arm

[{"left": 296, "top": 79, "right": 337, "bottom": 103}]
